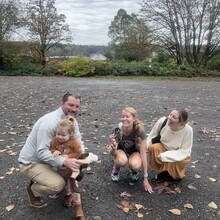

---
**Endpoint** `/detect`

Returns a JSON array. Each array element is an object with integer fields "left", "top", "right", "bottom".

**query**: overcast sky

[{"left": 55, "top": 0, "right": 143, "bottom": 46}]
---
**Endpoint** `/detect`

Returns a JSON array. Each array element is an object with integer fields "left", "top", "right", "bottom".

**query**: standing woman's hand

[{"left": 143, "top": 178, "right": 153, "bottom": 194}]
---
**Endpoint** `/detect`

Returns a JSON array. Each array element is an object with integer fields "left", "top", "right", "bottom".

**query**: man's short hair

[{"left": 62, "top": 91, "right": 81, "bottom": 103}]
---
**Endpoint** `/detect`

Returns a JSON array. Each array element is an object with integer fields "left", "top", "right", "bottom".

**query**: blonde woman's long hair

[{"left": 123, "top": 107, "right": 144, "bottom": 145}]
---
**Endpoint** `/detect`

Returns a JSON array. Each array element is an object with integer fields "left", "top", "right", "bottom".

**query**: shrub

[
  {"left": 59, "top": 56, "right": 95, "bottom": 77},
  {"left": 93, "top": 61, "right": 115, "bottom": 75}
]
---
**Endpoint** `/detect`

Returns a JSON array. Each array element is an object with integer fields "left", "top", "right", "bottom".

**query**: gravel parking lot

[{"left": 0, "top": 76, "right": 219, "bottom": 220}]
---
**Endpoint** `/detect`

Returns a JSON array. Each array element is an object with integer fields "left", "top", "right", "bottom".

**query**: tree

[
  {"left": 25, "top": 0, "right": 72, "bottom": 66},
  {"left": 140, "top": 0, "right": 220, "bottom": 66},
  {"left": 0, "top": 0, "right": 22, "bottom": 69},
  {"left": 108, "top": 9, "right": 151, "bottom": 61}
]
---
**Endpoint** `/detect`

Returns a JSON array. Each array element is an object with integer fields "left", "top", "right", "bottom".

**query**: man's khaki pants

[{"left": 19, "top": 163, "right": 65, "bottom": 197}]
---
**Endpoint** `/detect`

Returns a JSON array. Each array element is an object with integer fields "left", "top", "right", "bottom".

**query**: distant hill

[
  {"left": 49, "top": 44, "right": 109, "bottom": 57},
  {"left": 72, "top": 45, "right": 109, "bottom": 56}
]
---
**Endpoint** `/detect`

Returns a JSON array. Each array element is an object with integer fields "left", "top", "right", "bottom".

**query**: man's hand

[{"left": 63, "top": 158, "right": 82, "bottom": 172}]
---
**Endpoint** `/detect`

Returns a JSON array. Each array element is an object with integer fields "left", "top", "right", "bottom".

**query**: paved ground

[{"left": 0, "top": 76, "right": 219, "bottom": 220}]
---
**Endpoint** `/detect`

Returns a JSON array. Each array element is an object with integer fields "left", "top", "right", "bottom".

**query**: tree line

[{"left": 1, "top": 0, "right": 220, "bottom": 74}]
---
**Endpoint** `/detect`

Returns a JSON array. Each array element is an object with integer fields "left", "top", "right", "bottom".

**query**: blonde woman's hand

[
  {"left": 109, "top": 134, "right": 117, "bottom": 150},
  {"left": 143, "top": 178, "right": 153, "bottom": 194}
]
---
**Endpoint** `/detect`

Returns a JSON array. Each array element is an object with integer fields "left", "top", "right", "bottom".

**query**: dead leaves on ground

[
  {"left": 0, "top": 144, "right": 20, "bottom": 156},
  {"left": 116, "top": 190, "right": 219, "bottom": 218},
  {"left": 169, "top": 201, "right": 218, "bottom": 216},
  {"left": 199, "top": 125, "right": 220, "bottom": 142},
  {"left": 116, "top": 191, "right": 150, "bottom": 218},
  {"left": 154, "top": 181, "right": 176, "bottom": 194},
  {"left": 0, "top": 166, "right": 19, "bottom": 181},
  {"left": 153, "top": 182, "right": 218, "bottom": 217}
]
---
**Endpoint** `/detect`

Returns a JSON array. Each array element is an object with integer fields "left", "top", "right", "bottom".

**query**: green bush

[
  {"left": 206, "top": 55, "right": 220, "bottom": 71},
  {"left": 59, "top": 56, "right": 95, "bottom": 77},
  {"left": 93, "top": 61, "right": 115, "bottom": 75}
]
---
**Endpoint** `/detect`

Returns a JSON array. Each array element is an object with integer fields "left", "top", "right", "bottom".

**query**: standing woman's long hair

[{"left": 123, "top": 107, "right": 145, "bottom": 145}]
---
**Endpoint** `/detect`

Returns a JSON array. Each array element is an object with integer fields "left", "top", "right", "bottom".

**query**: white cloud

[{"left": 55, "top": 0, "right": 142, "bottom": 45}]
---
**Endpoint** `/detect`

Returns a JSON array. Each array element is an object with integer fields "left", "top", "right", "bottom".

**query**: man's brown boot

[
  {"left": 75, "top": 204, "right": 85, "bottom": 220},
  {"left": 26, "top": 185, "right": 47, "bottom": 208}
]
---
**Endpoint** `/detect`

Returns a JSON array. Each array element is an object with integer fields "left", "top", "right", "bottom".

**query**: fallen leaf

[
  {"left": 8, "top": 132, "right": 17, "bottom": 135},
  {"left": 184, "top": 203, "right": 193, "bottom": 209},
  {"left": 208, "top": 177, "right": 217, "bottom": 182},
  {"left": 128, "top": 182, "right": 134, "bottom": 186},
  {"left": 187, "top": 184, "right": 197, "bottom": 190},
  {"left": 188, "top": 120, "right": 197, "bottom": 125},
  {"left": 121, "top": 200, "right": 130, "bottom": 208},
  {"left": 93, "top": 216, "right": 102, "bottom": 220},
  {"left": 116, "top": 204, "right": 124, "bottom": 210},
  {"left": 7, "top": 151, "right": 17, "bottom": 156},
  {"left": 154, "top": 183, "right": 175, "bottom": 194},
  {"left": 123, "top": 207, "right": 129, "bottom": 213},
  {"left": 208, "top": 202, "right": 218, "bottom": 209},
  {"left": 194, "top": 174, "right": 201, "bottom": 179},
  {"left": 137, "top": 212, "right": 144, "bottom": 218},
  {"left": 120, "top": 192, "right": 133, "bottom": 199},
  {"left": 169, "top": 208, "right": 181, "bottom": 215},
  {"left": 5, "top": 204, "right": 14, "bottom": 212},
  {"left": 201, "top": 127, "right": 208, "bottom": 134},
  {"left": 135, "top": 204, "right": 143, "bottom": 210},
  {"left": 174, "top": 187, "right": 182, "bottom": 193}
]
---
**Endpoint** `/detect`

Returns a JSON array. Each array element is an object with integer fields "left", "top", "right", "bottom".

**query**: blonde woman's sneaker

[
  {"left": 130, "top": 171, "right": 140, "bottom": 181},
  {"left": 111, "top": 165, "right": 120, "bottom": 182}
]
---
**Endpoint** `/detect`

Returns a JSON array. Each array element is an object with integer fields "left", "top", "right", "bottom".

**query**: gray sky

[{"left": 55, "top": 0, "right": 142, "bottom": 46}]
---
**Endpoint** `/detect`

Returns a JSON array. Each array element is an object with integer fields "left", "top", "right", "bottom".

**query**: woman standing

[
  {"left": 147, "top": 109, "right": 193, "bottom": 181},
  {"left": 109, "top": 107, "right": 153, "bottom": 193}
]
